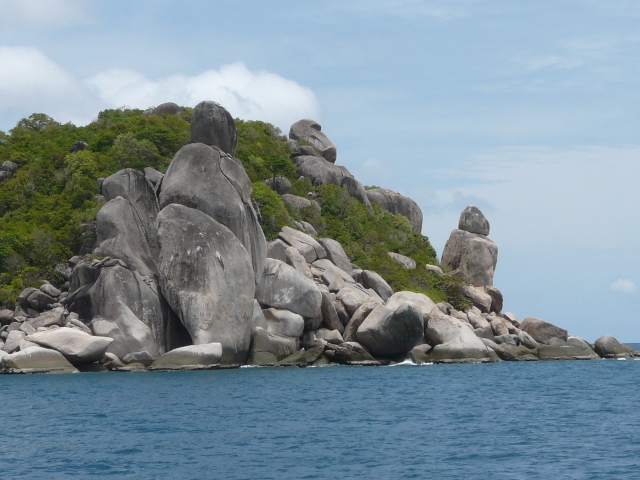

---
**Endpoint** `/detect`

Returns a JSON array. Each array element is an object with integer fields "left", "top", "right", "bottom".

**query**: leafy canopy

[{"left": 0, "top": 108, "right": 464, "bottom": 309}]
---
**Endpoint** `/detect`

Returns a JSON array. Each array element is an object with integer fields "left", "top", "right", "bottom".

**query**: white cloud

[
  {"left": 0, "top": 0, "right": 88, "bottom": 29},
  {"left": 611, "top": 279, "right": 637, "bottom": 295},
  {"left": 0, "top": 46, "right": 80, "bottom": 119},
  {"left": 0, "top": 47, "right": 320, "bottom": 133},
  {"left": 85, "top": 63, "right": 321, "bottom": 132},
  {"left": 420, "top": 144, "right": 640, "bottom": 255}
]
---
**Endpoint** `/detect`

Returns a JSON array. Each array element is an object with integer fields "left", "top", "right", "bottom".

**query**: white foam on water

[
  {"left": 388, "top": 359, "right": 433, "bottom": 367},
  {"left": 617, "top": 357, "right": 628, "bottom": 361}
]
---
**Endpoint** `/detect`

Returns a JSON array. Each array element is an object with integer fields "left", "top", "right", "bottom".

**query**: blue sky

[{"left": 1, "top": 0, "right": 639, "bottom": 341}]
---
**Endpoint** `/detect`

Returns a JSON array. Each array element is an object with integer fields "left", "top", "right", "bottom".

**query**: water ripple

[{"left": 0, "top": 361, "right": 639, "bottom": 478}]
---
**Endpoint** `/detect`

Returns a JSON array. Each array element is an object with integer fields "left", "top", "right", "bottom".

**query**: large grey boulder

[
  {"left": 1, "top": 160, "right": 18, "bottom": 173},
  {"left": 0, "top": 170, "right": 13, "bottom": 182},
  {"left": 0, "top": 309, "right": 13, "bottom": 326},
  {"left": 318, "top": 238, "right": 353, "bottom": 275},
  {"left": 441, "top": 229, "right": 498, "bottom": 287},
  {"left": 467, "top": 311, "right": 494, "bottom": 340},
  {"left": 485, "top": 286, "right": 503, "bottom": 313},
  {"left": 1, "top": 346, "right": 78, "bottom": 373},
  {"left": 385, "top": 291, "right": 436, "bottom": 321},
  {"left": 340, "top": 176, "right": 372, "bottom": 210},
  {"left": 26, "top": 327, "right": 113, "bottom": 364},
  {"left": 152, "top": 102, "right": 181, "bottom": 116},
  {"left": 159, "top": 142, "right": 266, "bottom": 282},
  {"left": 343, "top": 301, "right": 379, "bottom": 342},
  {"left": 264, "top": 176, "right": 291, "bottom": 195},
  {"left": 266, "top": 239, "right": 288, "bottom": 262},
  {"left": 458, "top": 206, "right": 490, "bottom": 236},
  {"left": 481, "top": 338, "right": 538, "bottom": 361},
  {"left": 87, "top": 266, "right": 163, "bottom": 358},
  {"left": 387, "top": 252, "right": 416, "bottom": 269},
  {"left": 26, "top": 308, "right": 65, "bottom": 330},
  {"left": 285, "top": 246, "right": 313, "bottom": 279},
  {"left": 94, "top": 196, "right": 157, "bottom": 276},
  {"left": 289, "top": 119, "right": 337, "bottom": 163},
  {"left": 26, "top": 290, "right": 56, "bottom": 310},
  {"left": 407, "top": 344, "right": 434, "bottom": 364},
  {"left": 317, "top": 261, "right": 355, "bottom": 287},
  {"left": 143, "top": 167, "right": 164, "bottom": 194},
  {"left": 278, "top": 226, "right": 326, "bottom": 263},
  {"left": 366, "top": 188, "right": 423, "bottom": 233},
  {"left": 150, "top": 343, "right": 222, "bottom": 369},
  {"left": 425, "top": 308, "right": 493, "bottom": 362},
  {"left": 323, "top": 341, "right": 377, "bottom": 364},
  {"left": 294, "top": 155, "right": 349, "bottom": 185},
  {"left": 157, "top": 204, "right": 255, "bottom": 365},
  {"left": 101, "top": 168, "right": 159, "bottom": 257},
  {"left": 281, "top": 194, "right": 320, "bottom": 213},
  {"left": 69, "top": 262, "right": 99, "bottom": 293},
  {"left": 263, "top": 308, "right": 305, "bottom": 338},
  {"left": 519, "top": 317, "right": 568, "bottom": 345},
  {"left": 292, "top": 155, "right": 371, "bottom": 208},
  {"left": 40, "top": 283, "right": 61, "bottom": 298},
  {"left": 255, "top": 259, "right": 322, "bottom": 320},
  {"left": 17, "top": 287, "right": 37, "bottom": 309},
  {"left": 3, "top": 330, "right": 25, "bottom": 353},
  {"left": 463, "top": 285, "right": 493, "bottom": 313},
  {"left": 190, "top": 101, "right": 238, "bottom": 155},
  {"left": 593, "top": 335, "right": 637, "bottom": 358},
  {"left": 336, "top": 285, "right": 376, "bottom": 316},
  {"left": 320, "top": 290, "right": 344, "bottom": 334},
  {"left": 357, "top": 303, "right": 424, "bottom": 358},
  {"left": 361, "top": 270, "right": 393, "bottom": 302},
  {"left": 537, "top": 340, "right": 600, "bottom": 360},
  {"left": 315, "top": 328, "right": 344, "bottom": 345}
]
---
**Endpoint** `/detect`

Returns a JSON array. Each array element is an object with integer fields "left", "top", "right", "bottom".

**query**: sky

[{"left": 1, "top": 0, "right": 639, "bottom": 341}]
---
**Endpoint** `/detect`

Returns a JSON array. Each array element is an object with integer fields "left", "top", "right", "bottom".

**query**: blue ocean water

[{"left": 1, "top": 360, "right": 639, "bottom": 479}]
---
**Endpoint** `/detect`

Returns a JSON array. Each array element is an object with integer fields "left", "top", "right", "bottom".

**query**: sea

[{"left": 1, "top": 360, "right": 639, "bottom": 479}]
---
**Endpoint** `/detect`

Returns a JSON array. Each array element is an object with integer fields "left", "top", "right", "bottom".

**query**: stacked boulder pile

[
  {"left": 1, "top": 100, "right": 638, "bottom": 373},
  {"left": 285, "top": 119, "right": 423, "bottom": 232}
]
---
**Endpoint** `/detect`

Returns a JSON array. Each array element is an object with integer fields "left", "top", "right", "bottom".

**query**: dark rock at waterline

[
  {"left": 594, "top": 335, "right": 638, "bottom": 358},
  {"left": 357, "top": 303, "right": 423, "bottom": 358},
  {"left": 87, "top": 266, "right": 162, "bottom": 359},
  {"left": 519, "top": 317, "right": 568, "bottom": 345}
]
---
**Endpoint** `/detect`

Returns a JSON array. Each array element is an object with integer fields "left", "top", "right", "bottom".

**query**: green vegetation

[
  {"left": 287, "top": 183, "right": 470, "bottom": 309},
  {"left": 0, "top": 109, "right": 191, "bottom": 305},
  {"left": 235, "top": 120, "right": 294, "bottom": 183},
  {"left": 0, "top": 107, "right": 466, "bottom": 309}
]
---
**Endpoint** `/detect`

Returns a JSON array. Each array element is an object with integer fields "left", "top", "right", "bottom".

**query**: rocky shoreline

[{"left": 1, "top": 100, "right": 638, "bottom": 374}]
